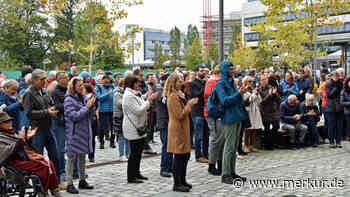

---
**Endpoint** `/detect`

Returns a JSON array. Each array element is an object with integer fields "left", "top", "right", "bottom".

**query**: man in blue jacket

[
  {"left": 0, "top": 80, "right": 23, "bottom": 132},
  {"left": 216, "top": 61, "right": 247, "bottom": 184},
  {"left": 280, "top": 95, "right": 308, "bottom": 148},
  {"left": 96, "top": 75, "right": 115, "bottom": 149}
]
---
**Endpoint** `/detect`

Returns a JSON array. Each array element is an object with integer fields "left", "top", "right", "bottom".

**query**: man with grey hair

[
  {"left": 45, "top": 70, "right": 57, "bottom": 88},
  {"left": 23, "top": 69, "right": 60, "bottom": 173},
  {"left": 51, "top": 71, "right": 69, "bottom": 188},
  {"left": 280, "top": 95, "right": 308, "bottom": 148},
  {"left": 0, "top": 80, "right": 23, "bottom": 132}
]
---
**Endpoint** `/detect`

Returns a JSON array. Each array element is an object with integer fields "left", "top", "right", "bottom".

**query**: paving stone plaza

[{"left": 59, "top": 137, "right": 350, "bottom": 197}]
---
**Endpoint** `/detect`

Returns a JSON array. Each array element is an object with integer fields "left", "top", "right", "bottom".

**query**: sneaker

[
  {"left": 78, "top": 180, "right": 94, "bottom": 190},
  {"left": 237, "top": 155, "right": 244, "bottom": 160},
  {"left": 120, "top": 156, "right": 128, "bottom": 162},
  {"left": 196, "top": 157, "right": 208, "bottom": 163},
  {"left": 336, "top": 144, "right": 343, "bottom": 148},
  {"left": 59, "top": 181, "right": 67, "bottom": 190},
  {"left": 329, "top": 144, "right": 337, "bottom": 148}
]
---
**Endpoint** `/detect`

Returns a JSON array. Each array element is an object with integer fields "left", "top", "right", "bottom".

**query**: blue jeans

[
  {"left": 192, "top": 116, "right": 205, "bottom": 159},
  {"left": 52, "top": 123, "right": 66, "bottom": 181},
  {"left": 160, "top": 128, "right": 173, "bottom": 173},
  {"left": 32, "top": 127, "right": 59, "bottom": 176},
  {"left": 118, "top": 135, "right": 130, "bottom": 157},
  {"left": 327, "top": 112, "right": 344, "bottom": 145}
]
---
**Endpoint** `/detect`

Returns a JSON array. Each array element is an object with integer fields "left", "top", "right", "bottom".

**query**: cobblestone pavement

[{"left": 59, "top": 136, "right": 350, "bottom": 197}]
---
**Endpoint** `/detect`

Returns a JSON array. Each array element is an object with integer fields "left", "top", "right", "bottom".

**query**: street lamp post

[{"left": 219, "top": 0, "right": 224, "bottom": 62}]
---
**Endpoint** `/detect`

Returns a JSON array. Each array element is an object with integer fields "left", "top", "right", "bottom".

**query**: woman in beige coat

[{"left": 163, "top": 74, "right": 198, "bottom": 193}]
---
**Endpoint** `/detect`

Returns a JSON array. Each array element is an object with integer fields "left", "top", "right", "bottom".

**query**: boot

[
  {"left": 78, "top": 180, "right": 94, "bottom": 190},
  {"left": 221, "top": 175, "right": 233, "bottom": 184},
  {"left": 181, "top": 176, "right": 192, "bottom": 189},
  {"left": 51, "top": 188, "right": 63, "bottom": 197},
  {"left": 208, "top": 163, "right": 220, "bottom": 176},
  {"left": 66, "top": 184, "right": 79, "bottom": 194},
  {"left": 173, "top": 175, "right": 189, "bottom": 192},
  {"left": 217, "top": 160, "right": 222, "bottom": 175}
]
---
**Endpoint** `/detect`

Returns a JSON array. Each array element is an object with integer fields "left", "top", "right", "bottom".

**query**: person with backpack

[
  {"left": 204, "top": 65, "right": 225, "bottom": 176},
  {"left": 216, "top": 61, "right": 247, "bottom": 184},
  {"left": 95, "top": 75, "right": 115, "bottom": 149}
]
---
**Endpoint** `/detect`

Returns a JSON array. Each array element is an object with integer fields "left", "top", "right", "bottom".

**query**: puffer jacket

[
  {"left": 340, "top": 90, "right": 350, "bottom": 115},
  {"left": 122, "top": 88, "right": 150, "bottom": 140},
  {"left": 280, "top": 80, "right": 299, "bottom": 102},
  {"left": 95, "top": 84, "right": 114, "bottom": 112}
]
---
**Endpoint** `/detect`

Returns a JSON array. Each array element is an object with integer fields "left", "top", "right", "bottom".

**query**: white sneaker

[{"left": 120, "top": 156, "right": 128, "bottom": 162}]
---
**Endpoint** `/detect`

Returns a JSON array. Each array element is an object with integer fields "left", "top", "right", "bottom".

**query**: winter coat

[
  {"left": 122, "top": 88, "right": 150, "bottom": 141},
  {"left": 280, "top": 100, "right": 301, "bottom": 125},
  {"left": 300, "top": 101, "right": 320, "bottom": 123},
  {"left": 113, "top": 87, "right": 124, "bottom": 136},
  {"left": 280, "top": 80, "right": 299, "bottom": 102},
  {"left": 23, "top": 87, "right": 54, "bottom": 131},
  {"left": 64, "top": 94, "right": 94, "bottom": 157},
  {"left": 203, "top": 79, "right": 217, "bottom": 118},
  {"left": 155, "top": 88, "right": 169, "bottom": 130},
  {"left": 95, "top": 84, "right": 114, "bottom": 112},
  {"left": 189, "top": 78, "right": 206, "bottom": 117},
  {"left": 167, "top": 91, "right": 192, "bottom": 154},
  {"left": 0, "top": 91, "right": 23, "bottom": 132},
  {"left": 245, "top": 91, "right": 264, "bottom": 129},
  {"left": 296, "top": 77, "right": 313, "bottom": 102},
  {"left": 340, "top": 90, "right": 350, "bottom": 115},
  {"left": 216, "top": 61, "right": 244, "bottom": 124},
  {"left": 325, "top": 79, "right": 343, "bottom": 113},
  {"left": 51, "top": 85, "right": 67, "bottom": 125},
  {"left": 259, "top": 86, "right": 281, "bottom": 121},
  {"left": 113, "top": 87, "right": 124, "bottom": 118}
]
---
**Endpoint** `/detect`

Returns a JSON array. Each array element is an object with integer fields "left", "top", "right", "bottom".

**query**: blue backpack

[{"left": 206, "top": 85, "right": 226, "bottom": 120}]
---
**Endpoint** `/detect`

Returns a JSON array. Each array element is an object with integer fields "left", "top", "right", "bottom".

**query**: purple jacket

[{"left": 64, "top": 94, "right": 94, "bottom": 157}]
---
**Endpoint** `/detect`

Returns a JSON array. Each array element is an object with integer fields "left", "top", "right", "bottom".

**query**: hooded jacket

[{"left": 216, "top": 61, "right": 244, "bottom": 124}]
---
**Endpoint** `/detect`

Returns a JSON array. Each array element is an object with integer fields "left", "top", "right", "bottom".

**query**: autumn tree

[
  {"left": 185, "top": 36, "right": 203, "bottom": 70},
  {"left": 153, "top": 43, "right": 168, "bottom": 69},
  {"left": 168, "top": 26, "right": 182, "bottom": 68},
  {"left": 40, "top": 0, "right": 143, "bottom": 72},
  {"left": 253, "top": 0, "right": 350, "bottom": 69},
  {"left": 228, "top": 24, "right": 241, "bottom": 54}
]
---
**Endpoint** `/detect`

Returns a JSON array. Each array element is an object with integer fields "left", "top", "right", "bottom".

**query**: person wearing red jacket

[{"left": 204, "top": 65, "right": 225, "bottom": 176}]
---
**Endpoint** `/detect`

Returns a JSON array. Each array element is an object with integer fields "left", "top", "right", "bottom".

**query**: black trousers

[
  {"left": 237, "top": 120, "right": 245, "bottom": 154},
  {"left": 173, "top": 153, "right": 190, "bottom": 178},
  {"left": 263, "top": 120, "right": 280, "bottom": 147},
  {"left": 127, "top": 138, "right": 145, "bottom": 180}
]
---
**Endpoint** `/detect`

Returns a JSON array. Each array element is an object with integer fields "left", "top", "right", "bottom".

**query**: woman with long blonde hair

[{"left": 163, "top": 74, "right": 198, "bottom": 192}]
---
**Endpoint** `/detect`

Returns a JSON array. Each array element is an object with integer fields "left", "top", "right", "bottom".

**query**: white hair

[
  {"left": 96, "top": 74, "right": 104, "bottom": 81},
  {"left": 124, "top": 70, "right": 133, "bottom": 77},
  {"left": 305, "top": 93, "right": 314, "bottom": 100},
  {"left": 3, "top": 80, "right": 19, "bottom": 88},
  {"left": 336, "top": 68, "right": 344, "bottom": 72},
  {"left": 49, "top": 70, "right": 57, "bottom": 76},
  {"left": 24, "top": 73, "right": 32, "bottom": 85}
]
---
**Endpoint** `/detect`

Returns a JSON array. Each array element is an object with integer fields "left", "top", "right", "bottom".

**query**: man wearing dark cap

[{"left": 95, "top": 74, "right": 115, "bottom": 149}]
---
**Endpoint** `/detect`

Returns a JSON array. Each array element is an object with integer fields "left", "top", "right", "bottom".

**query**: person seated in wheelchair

[{"left": 0, "top": 112, "right": 62, "bottom": 197}]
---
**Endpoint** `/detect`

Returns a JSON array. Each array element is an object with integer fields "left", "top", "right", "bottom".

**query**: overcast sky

[{"left": 119, "top": 0, "right": 246, "bottom": 32}]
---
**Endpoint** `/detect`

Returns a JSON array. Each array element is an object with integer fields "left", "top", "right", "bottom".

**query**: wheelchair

[{"left": 0, "top": 163, "right": 44, "bottom": 197}]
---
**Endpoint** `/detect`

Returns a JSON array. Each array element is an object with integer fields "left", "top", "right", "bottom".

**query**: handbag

[{"left": 124, "top": 110, "right": 147, "bottom": 136}]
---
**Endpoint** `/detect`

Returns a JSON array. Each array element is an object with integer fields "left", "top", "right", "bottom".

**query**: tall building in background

[
  {"left": 201, "top": 11, "right": 242, "bottom": 59},
  {"left": 124, "top": 26, "right": 185, "bottom": 66}
]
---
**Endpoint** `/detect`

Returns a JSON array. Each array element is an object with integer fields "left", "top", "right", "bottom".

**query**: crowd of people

[{"left": 0, "top": 61, "right": 349, "bottom": 195}]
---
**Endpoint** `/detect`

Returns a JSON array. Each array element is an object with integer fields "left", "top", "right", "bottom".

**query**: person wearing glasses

[{"left": 22, "top": 69, "right": 60, "bottom": 176}]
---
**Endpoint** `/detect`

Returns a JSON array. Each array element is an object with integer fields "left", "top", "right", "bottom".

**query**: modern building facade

[
  {"left": 124, "top": 26, "right": 186, "bottom": 66},
  {"left": 241, "top": 0, "right": 350, "bottom": 73}
]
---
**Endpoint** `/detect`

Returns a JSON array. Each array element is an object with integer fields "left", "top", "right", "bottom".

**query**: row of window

[{"left": 245, "top": 22, "right": 350, "bottom": 42}]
